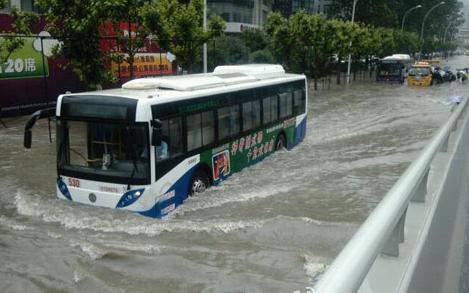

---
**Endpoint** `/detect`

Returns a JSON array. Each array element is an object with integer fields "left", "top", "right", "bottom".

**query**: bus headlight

[
  {"left": 116, "top": 188, "right": 145, "bottom": 208},
  {"left": 57, "top": 177, "right": 72, "bottom": 200}
]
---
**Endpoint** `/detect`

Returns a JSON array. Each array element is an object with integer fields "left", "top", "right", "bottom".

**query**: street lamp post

[
  {"left": 443, "top": 21, "right": 454, "bottom": 43},
  {"left": 442, "top": 21, "right": 455, "bottom": 58},
  {"left": 346, "top": 0, "right": 358, "bottom": 84},
  {"left": 203, "top": 0, "right": 207, "bottom": 73},
  {"left": 401, "top": 4, "right": 422, "bottom": 31},
  {"left": 419, "top": 1, "right": 445, "bottom": 57}
]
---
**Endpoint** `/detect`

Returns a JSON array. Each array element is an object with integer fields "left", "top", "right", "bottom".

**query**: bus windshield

[
  {"left": 408, "top": 67, "right": 431, "bottom": 76},
  {"left": 378, "top": 63, "right": 403, "bottom": 76},
  {"left": 57, "top": 119, "right": 150, "bottom": 184}
]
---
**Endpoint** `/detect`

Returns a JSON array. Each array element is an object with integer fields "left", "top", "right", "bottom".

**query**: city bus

[
  {"left": 24, "top": 64, "right": 308, "bottom": 218},
  {"left": 376, "top": 54, "right": 413, "bottom": 83}
]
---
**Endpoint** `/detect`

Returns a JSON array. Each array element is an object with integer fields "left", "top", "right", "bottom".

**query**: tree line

[{"left": 0, "top": 0, "right": 465, "bottom": 89}]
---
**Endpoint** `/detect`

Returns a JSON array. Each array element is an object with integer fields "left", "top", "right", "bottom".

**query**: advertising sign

[
  {"left": 0, "top": 32, "right": 55, "bottom": 79},
  {"left": 0, "top": 13, "right": 84, "bottom": 117}
]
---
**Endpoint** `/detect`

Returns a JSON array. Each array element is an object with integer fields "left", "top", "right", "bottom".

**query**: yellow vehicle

[
  {"left": 419, "top": 58, "right": 442, "bottom": 68},
  {"left": 407, "top": 62, "right": 433, "bottom": 86}
]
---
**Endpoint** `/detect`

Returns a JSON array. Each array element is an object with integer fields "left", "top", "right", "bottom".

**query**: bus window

[
  {"left": 242, "top": 100, "right": 260, "bottom": 131},
  {"left": 159, "top": 117, "right": 183, "bottom": 159},
  {"left": 252, "top": 100, "right": 261, "bottom": 129},
  {"left": 242, "top": 101, "right": 253, "bottom": 131},
  {"left": 186, "top": 110, "right": 214, "bottom": 151},
  {"left": 201, "top": 111, "right": 215, "bottom": 146},
  {"left": 271, "top": 95, "right": 278, "bottom": 122},
  {"left": 187, "top": 113, "right": 202, "bottom": 150},
  {"left": 218, "top": 105, "right": 240, "bottom": 140},
  {"left": 88, "top": 124, "right": 124, "bottom": 163},
  {"left": 262, "top": 97, "right": 271, "bottom": 124},
  {"left": 293, "top": 89, "right": 305, "bottom": 115},
  {"left": 67, "top": 121, "right": 89, "bottom": 167},
  {"left": 279, "top": 92, "right": 293, "bottom": 118},
  {"left": 263, "top": 96, "right": 279, "bottom": 125}
]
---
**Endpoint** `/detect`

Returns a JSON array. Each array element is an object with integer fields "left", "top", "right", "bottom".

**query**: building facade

[
  {"left": 3, "top": 0, "right": 333, "bottom": 34},
  {"left": 457, "top": 4, "right": 469, "bottom": 46},
  {"left": 1, "top": 0, "right": 39, "bottom": 12},
  {"left": 208, "top": 0, "right": 274, "bottom": 33},
  {"left": 271, "top": 0, "right": 331, "bottom": 18}
]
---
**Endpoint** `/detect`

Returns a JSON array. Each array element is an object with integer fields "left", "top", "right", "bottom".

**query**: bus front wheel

[
  {"left": 190, "top": 170, "right": 210, "bottom": 196},
  {"left": 275, "top": 134, "right": 286, "bottom": 151}
]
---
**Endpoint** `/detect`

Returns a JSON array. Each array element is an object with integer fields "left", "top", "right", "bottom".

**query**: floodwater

[{"left": 1, "top": 56, "right": 468, "bottom": 293}]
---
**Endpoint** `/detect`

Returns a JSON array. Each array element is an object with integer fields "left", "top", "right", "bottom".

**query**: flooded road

[{"left": 1, "top": 56, "right": 468, "bottom": 293}]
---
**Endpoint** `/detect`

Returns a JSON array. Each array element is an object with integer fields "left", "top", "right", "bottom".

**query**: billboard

[
  {"left": 1, "top": 16, "right": 176, "bottom": 117},
  {"left": 0, "top": 14, "right": 85, "bottom": 117},
  {"left": 100, "top": 22, "right": 175, "bottom": 80}
]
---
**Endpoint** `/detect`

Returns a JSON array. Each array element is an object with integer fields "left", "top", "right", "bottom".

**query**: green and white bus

[{"left": 24, "top": 64, "right": 307, "bottom": 218}]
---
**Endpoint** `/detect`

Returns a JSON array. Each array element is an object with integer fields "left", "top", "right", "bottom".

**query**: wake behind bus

[{"left": 24, "top": 64, "right": 308, "bottom": 218}]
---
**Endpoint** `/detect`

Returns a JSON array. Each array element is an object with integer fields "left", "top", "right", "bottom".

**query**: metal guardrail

[{"left": 312, "top": 96, "right": 469, "bottom": 293}]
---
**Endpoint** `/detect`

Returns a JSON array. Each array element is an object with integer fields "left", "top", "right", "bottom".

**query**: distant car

[{"left": 433, "top": 67, "right": 456, "bottom": 84}]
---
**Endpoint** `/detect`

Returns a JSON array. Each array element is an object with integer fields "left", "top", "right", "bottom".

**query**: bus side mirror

[
  {"left": 23, "top": 107, "right": 56, "bottom": 149},
  {"left": 24, "top": 130, "right": 32, "bottom": 149},
  {"left": 151, "top": 119, "right": 162, "bottom": 147}
]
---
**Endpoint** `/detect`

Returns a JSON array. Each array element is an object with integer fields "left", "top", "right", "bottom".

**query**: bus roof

[
  {"left": 382, "top": 54, "right": 412, "bottom": 61},
  {"left": 60, "top": 64, "right": 305, "bottom": 105}
]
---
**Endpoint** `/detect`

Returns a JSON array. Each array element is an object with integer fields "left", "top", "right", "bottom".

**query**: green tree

[
  {"left": 141, "top": 0, "right": 225, "bottom": 73},
  {"left": 329, "top": 0, "right": 399, "bottom": 28},
  {"left": 249, "top": 48, "right": 274, "bottom": 63},
  {"left": 287, "top": 10, "right": 315, "bottom": 74},
  {"left": 0, "top": 7, "right": 39, "bottom": 64},
  {"left": 393, "top": 30, "right": 419, "bottom": 55},
  {"left": 239, "top": 29, "right": 268, "bottom": 52},
  {"left": 208, "top": 35, "right": 249, "bottom": 68},
  {"left": 328, "top": 0, "right": 464, "bottom": 56},
  {"left": 238, "top": 29, "right": 273, "bottom": 64},
  {"left": 307, "top": 14, "right": 337, "bottom": 88},
  {"left": 266, "top": 11, "right": 359, "bottom": 87},
  {"left": 328, "top": 18, "right": 358, "bottom": 84},
  {"left": 105, "top": 0, "right": 148, "bottom": 80},
  {"left": 265, "top": 12, "right": 292, "bottom": 70},
  {"left": 266, "top": 11, "right": 319, "bottom": 75},
  {"left": 37, "top": 0, "right": 153, "bottom": 88}
]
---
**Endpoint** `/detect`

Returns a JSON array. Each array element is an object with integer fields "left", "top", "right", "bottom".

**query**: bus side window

[
  {"left": 159, "top": 117, "right": 183, "bottom": 159},
  {"left": 262, "top": 97, "right": 272, "bottom": 124},
  {"left": 262, "top": 96, "right": 278, "bottom": 125},
  {"left": 201, "top": 111, "right": 215, "bottom": 146},
  {"left": 218, "top": 105, "right": 240, "bottom": 140},
  {"left": 243, "top": 100, "right": 261, "bottom": 132},
  {"left": 293, "top": 89, "right": 305, "bottom": 115},
  {"left": 271, "top": 95, "right": 278, "bottom": 122},
  {"left": 279, "top": 92, "right": 293, "bottom": 118},
  {"left": 186, "top": 110, "right": 215, "bottom": 151},
  {"left": 187, "top": 113, "right": 202, "bottom": 150},
  {"left": 242, "top": 101, "right": 253, "bottom": 131}
]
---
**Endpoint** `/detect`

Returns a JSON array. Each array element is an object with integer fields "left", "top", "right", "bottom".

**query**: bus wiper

[{"left": 127, "top": 158, "right": 139, "bottom": 191}]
